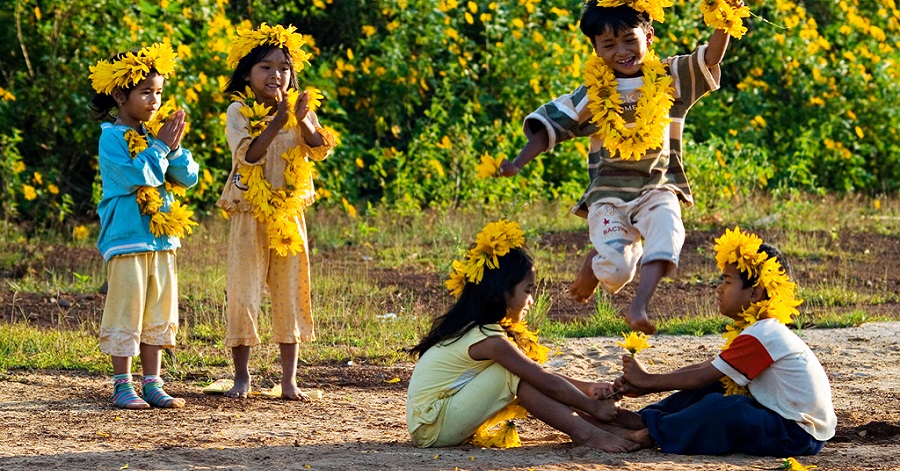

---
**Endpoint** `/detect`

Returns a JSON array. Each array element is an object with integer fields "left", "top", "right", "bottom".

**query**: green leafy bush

[{"left": 0, "top": 0, "right": 897, "bottom": 232}]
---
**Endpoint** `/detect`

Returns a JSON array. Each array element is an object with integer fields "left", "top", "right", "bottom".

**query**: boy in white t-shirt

[{"left": 608, "top": 228, "right": 836, "bottom": 456}]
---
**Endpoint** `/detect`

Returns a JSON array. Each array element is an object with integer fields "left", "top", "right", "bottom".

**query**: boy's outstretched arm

[
  {"left": 622, "top": 355, "right": 724, "bottom": 392},
  {"left": 705, "top": 29, "right": 731, "bottom": 67},
  {"left": 704, "top": 0, "right": 742, "bottom": 67},
  {"left": 499, "top": 126, "right": 549, "bottom": 177}
]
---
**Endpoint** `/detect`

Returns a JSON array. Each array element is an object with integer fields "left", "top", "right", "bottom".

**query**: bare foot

[
  {"left": 630, "top": 428, "right": 655, "bottom": 448},
  {"left": 570, "top": 249, "right": 600, "bottom": 303},
  {"left": 225, "top": 375, "right": 251, "bottom": 399},
  {"left": 575, "top": 429, "right": 642, "bottom": 453},
  {"left": 626, "top": 305, "right": 657, "bottom": 335},
  {"left": 281, "top": 382, "right": 311, "bottom": 402}
]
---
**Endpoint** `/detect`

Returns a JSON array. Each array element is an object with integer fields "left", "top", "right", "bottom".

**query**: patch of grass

[
  {"left": 0, "top": 195, "right": 896, "bottom": 375},
  {"left": 0, "top": 323, "right": 108, "bottom": 372},
  {"left": 540, "top": 298, "right": 629, "bottom": 339},
  {"left": 801, "top": 285, "right": 890, "bottom": 308},
  {"left": 660, "top": 315, "right": 727, "bottom": 336},
  {"left": 814, "top": 310, "right": 874, "bottom": 328}
]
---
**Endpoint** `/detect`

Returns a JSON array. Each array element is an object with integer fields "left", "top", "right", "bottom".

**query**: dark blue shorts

[{"left": 639, "top": 383, "right": 825, "bottom": 456}]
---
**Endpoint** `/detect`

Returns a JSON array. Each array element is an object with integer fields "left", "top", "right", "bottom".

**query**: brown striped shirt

[{"left": 524, "top": 45, "right": 720, "bottom": 217}]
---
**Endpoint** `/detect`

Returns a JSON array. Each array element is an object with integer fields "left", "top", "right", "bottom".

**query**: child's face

[
  {"left": 117, "top": 73, "right": 164, "bottom": 126},
  {"left": 505, "top": 268, "right": 536, "bottom": 323},
  {"left": 592, "top": 26, "right": 654, "bottom": 78},
  {"left": 716, "top": 263, "right": 756, "bottom": 320},
  {"left": 246, "top": 48, "right": 293, "bottom": 105}
]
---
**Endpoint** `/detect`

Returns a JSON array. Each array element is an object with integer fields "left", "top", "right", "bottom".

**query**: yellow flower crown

[
  {"left": 90, "top": 43, "right": 177, "bottom": 95},
  {"left": 714, "top": 227, "right": 803, "bottom": 396},
  {"left": 227, "top": 23, "right": 312, "bottom": 70},
  {"left": 715, "top": 227, "right": 803, "bottom": 337},
  {"left": 445, "top": 219, "right": 526, "bottom": 297},
  {"left": 591, "top": 0, "right": 675, "bottom": 23}
]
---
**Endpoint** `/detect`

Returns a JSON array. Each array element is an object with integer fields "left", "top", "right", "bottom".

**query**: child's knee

[
  {"left": 591, "top": 243, "right": 641, "bottom": 293},
  {"left": 592, "top": 258, "right": 635, "bottom": 293}
]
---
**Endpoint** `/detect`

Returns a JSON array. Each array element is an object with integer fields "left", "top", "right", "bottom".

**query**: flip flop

[
  {"left": 202, "top": 379, "right": 235, "bottom": 395},
  {"left": 257, "top": 384, "right": 324, "bottom": 399}
]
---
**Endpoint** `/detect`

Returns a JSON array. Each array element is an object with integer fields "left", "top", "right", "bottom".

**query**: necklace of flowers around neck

[
  {"left": 123, "top": 114, "right": 197, "bottom": 238},
  {"left": 232, "top": 87, "right": 316, "bottom": 257},
  {"left": 582, "top": 49, "right": 674, "bottom": 161}
]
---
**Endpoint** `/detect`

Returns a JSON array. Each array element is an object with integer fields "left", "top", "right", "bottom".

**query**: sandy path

[{"left": 1, "top": 322, "right": 899, "bottom": 470}]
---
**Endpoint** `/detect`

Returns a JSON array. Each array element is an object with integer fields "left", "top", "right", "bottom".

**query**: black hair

[
  {"left": 408, "top": 247, "right": 535, "bottom": 358},
  {"left": 580, "top": 3, "right": 653, "bottom": 40},
  {"left": 739, "top": 243, "right": 793, "bottom": 292},
  {"left": 224, "top": 45, "right": 300, "bottom": 96},
  {"left": 88, "top": 50, "right": 163, "bottom": 122}
]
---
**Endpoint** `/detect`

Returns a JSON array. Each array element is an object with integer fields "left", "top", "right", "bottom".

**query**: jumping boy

[
  {"left": 499, "top": 0, "right": 739, "bottom": 334},
  {"left": 606, "top": 227, "right": 837, "bottom": 456}
]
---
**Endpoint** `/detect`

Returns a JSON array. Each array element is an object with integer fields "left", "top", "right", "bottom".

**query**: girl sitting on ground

[{"left": 406, "top": 219, "right": 641, "bottom": 452}]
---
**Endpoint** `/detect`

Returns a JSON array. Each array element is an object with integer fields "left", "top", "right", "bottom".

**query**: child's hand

[
  {"left": 613, "top": 375, "right": 651, "bottom": 398},
  {"left": 156, "top": 109, "right": 185, "bottom": 150},
  {"left": 621, "top": 354, "right": 652, "bottom": 389},
  {"left": 293, "top": 90, "right": 311, "bottom": 123},
  {"left": 271, "top": 90, "right": 292, "bottom": 129},
  {"left": 498, "top": 159, "right": 520, "bottom": 177},
  {"left": 588, "top": 381, "right": 617, "bottom": 400}
]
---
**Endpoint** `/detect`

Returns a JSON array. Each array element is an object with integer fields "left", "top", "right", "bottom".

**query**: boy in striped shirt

[{"left": 500, "top": 1, "right": 736, "bottom": 334}]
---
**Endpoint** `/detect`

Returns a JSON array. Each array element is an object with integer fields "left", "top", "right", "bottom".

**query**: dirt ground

[{"left": 1, "top": 228, "right": 899, "bottom": 470}]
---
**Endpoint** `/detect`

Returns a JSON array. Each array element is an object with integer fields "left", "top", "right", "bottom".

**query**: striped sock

[
  {"left": 142, "top": 375, "right": 185, "bottom": 408},
  {"left": 112, "top": 374, "right": 149, "bottom": 410}
]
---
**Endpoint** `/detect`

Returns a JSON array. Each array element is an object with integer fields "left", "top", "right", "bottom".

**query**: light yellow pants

[
  {"left": 224, "top": 211, "right": 315, "bottom": 347},
  {"left": 99, "top": 251, "right": 179, "bottom": 357}
]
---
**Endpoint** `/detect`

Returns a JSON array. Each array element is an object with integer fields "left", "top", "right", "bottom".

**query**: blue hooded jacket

[{"left": 96, "top": 122, "right": 200, "bottom": 261}]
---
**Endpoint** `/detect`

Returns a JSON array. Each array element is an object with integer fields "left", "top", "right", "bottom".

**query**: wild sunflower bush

[{"left": 0, "top": 0, "right": 897, "bottom": 232}]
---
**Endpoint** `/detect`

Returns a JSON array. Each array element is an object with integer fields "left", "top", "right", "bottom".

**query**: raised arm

[{"left": 705, "top": 28, "right": 731, "bottom": 67}]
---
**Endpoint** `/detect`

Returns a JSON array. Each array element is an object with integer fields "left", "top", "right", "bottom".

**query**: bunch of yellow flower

[
  {"left": 445, "top": 219, "right": 526, "bottom": 297},
  {"left": 123, "top": 128, "right": 197, "bottom": 239},
  {"left": 593, "top": 0, "right": 674, "bottom": 23},
  {"left": 474, "top": 152, "right": 503, "bottom": 179},
  {"left": 583, "top": 50, "right": 674, "bottom": 161},
  {"left": 700, "top": 0, "right": 751, "bottom": 39},
  {"left": 89, "top": 43, "right": 177, "bottom": 95},
  {"left": 714, "top": 227, "right": 803, "bottom": 395},
  {"left": 617, "top": 331, "right": 652, "bottom": 355},
  {"left": 144, "top": 98, "right": 181, "bottom": 137},
  {"left": 470, "top": 403, "right": 528, "bottom": 448},
  {"left": 226, "top": 23, "right": 311, "bottom": 70},
  {"left": 501, "top": 317, "right": 550, "bottom": 364}
]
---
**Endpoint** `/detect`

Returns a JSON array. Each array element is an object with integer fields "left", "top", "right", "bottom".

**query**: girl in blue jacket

[{"left": 89, "top": 43, "right": 199, "bottom": 409}]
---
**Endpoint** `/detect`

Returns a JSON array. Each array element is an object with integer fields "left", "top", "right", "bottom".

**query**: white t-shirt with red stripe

[{"left": 711, "top": 318, "right": 837, "bottom": 440}]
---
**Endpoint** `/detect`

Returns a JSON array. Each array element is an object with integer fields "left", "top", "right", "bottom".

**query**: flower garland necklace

[
  {"left": 582, "top": 49, "right": 674, "bottom": 161},
  {"left": 123, "top": 106, "right": 198, "bottom": 238},
  {"left": 714, "top": 227, "right": 803, "bottom": 396},
  {"left": 232, "top": 87, "right": 318, "bottom": 256}
]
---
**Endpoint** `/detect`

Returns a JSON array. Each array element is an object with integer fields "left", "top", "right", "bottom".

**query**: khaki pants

[{"left": 99, "top": 251, "right": 179, "bottom": 357}]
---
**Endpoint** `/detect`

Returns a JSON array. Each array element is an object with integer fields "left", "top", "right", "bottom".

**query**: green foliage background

[{"left": 0, "top": 0, "right": 897, "bottom": 232}]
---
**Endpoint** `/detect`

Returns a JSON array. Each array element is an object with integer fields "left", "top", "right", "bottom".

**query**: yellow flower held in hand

[{"left": 617, "top": 331, "right": 651, "bottom": 355}]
